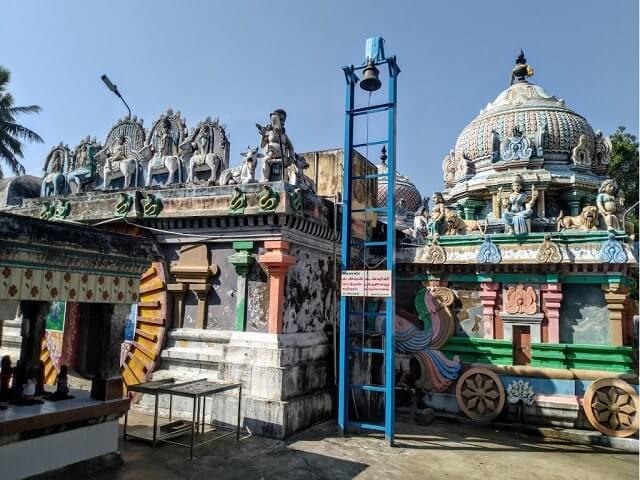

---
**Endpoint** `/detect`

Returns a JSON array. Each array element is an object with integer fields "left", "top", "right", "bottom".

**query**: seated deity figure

[
  {"left": 67, "top": 139, "right": 98, "bottom": 193},
  {"left": 103, "top": 135, "right": 127, "bottom": 173},
  {"left": 596, "top": 179, "right": 624, "bottom": 231},
  {"left": 427, "top": 192, "right": 446, "bottom": 236},
  {"left": 499, "top": 175, "right": 538, "bottom": 235},
  {"left": 256, "top": 109, "right": 296, "bottom": 182},
  {"left": 186, "top": 123, "right": 221, "bottom": 184}
]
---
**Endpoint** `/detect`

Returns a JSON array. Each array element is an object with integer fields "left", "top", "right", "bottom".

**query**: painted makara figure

[
  {"left": 256, "top": 109, "right": 296, "bottom": 182},
  {"left": 499, "top": 175, "right": 538, "bottom": 235}
]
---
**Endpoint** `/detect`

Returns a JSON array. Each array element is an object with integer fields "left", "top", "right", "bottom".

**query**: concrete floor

[{"left": 97, "top": 412, "right": 639, "bottom": 480}]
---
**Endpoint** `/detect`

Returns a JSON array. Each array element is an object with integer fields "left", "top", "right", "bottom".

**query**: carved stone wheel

[
  {"left": 456, "top": 367, "right": 506, "bottom": 422},
  {"left": 583, "top": 378, "right": 639, "bottom": 438}
]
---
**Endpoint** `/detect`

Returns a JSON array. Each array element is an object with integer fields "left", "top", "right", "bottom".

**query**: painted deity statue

[
  {"left": 427, "top": 192, "right": 446, "bottom": 236},
  {"left": 596, "top": 179, "right": 624, "bottom": 231},
  {"left": 186, "top": 124, "right": 222, "bottom": 184},
  {"left": 256, "top": 109, "right": 296, "bottom": 182},
  {"left": 67, "top": 138, "right": 99, "bottom": 193},
  {"left": 146, "top": 118, "right": 182, "bottom": 186},
  {"left": 499, "top": 175, "right": 538, "bottom": 235}
]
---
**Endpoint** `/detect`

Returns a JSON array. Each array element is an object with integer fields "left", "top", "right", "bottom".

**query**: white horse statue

[
  {"left": 219, "top": 147, "right": 260, "bottom": 185},
  {"left": 183, "top": 122, "right": 225, "bottom": 184},
  {"left": 96, "top": 136, "right": 153, "bottom": 189},
  {"left": 145, "top": 113, "right": 187, "bottom": 187},
  {"left": 145, "top": 148, "right": 182, "bottom": 186}
]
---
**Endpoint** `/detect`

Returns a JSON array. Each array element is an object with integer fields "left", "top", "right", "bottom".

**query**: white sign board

[{"left": 340, "top": 270, "right": 392, "bottom": 298}]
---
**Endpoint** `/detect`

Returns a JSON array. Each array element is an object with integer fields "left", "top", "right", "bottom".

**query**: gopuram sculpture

[
  {"left": 95, "top": 117, "right": 152, "bottom": 190},
  {"left": 427, "top": 192, "right": 446, "bottom": 236},
  {"left": 596, "top": 179, "right": 625, "bottom": 231},
  {"left": 41, "top": 143, "right": 69, "bottom": 197},
  {"left": 183, "top": 117, "right": 229, "bottom": 184},
  {"left": 256, "top": 109, "right": 296, "bottom": 182},
  {"left": 146, "top": 110, "right": 188, "bottom": 186},
  {"left": 219, "top": 147, "right": 260, "bottom": 185},
  {"left": 67, "top": 136, "right": 100, "bottom": 193},
  {"left": 499, "top": 175, "right": 538, "bottom": 235},
  {"left": 412, "top": 205, "right": 429, "bottom": 240}
]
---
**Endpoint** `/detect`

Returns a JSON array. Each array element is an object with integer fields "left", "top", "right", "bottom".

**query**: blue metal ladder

[{"left": 338, "top": 40, "right": 400, "bottom": 445}]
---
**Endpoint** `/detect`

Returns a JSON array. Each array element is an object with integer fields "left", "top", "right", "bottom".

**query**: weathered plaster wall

[
  {"left": 282, "top": 245, "right": 336, "bottom": 333},
  {"left": 449, "top": 283, "right": 484, "bottom": 338},
  {"left": 560, "top": 285, "right": 610, "bottom": 345},
  {"left": 246, "top": 262, "right": 268, "bottom": 333}
]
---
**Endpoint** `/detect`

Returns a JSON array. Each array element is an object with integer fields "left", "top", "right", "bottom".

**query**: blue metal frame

[{"left": 338, "top": 46, "right": 400, "bottom": 446}]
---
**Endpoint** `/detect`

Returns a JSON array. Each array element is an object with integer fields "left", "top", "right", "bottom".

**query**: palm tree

[{"left": 0, "top": 66, "right": 43, "bottom": 178}]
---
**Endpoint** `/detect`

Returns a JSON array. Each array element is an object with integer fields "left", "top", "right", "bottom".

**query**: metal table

[{"left": 124, "top": 378, "right": 242, "bottom": 458}]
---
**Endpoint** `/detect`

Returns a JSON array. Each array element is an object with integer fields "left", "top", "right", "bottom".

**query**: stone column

[
  {"left": 192, "top": 285, "right": 211, "bottom": 329},
  {"left": 540, "top": 283, "right": 562, "bottom": 343},
  {"left": 479, "top": 282, "right": 500, "bottom": 339},
  {"left": 258, "top": 240, "right": 296, "bottom": 334},
  {"left": 167, "top": 283, "right": 187, "bottom": 328},
  {"left": 18, "top": 301, "right": 50, "bottom": 377},
  {"left": 536, "top": 190, "right": 546, "bottom": 218},
  {"left": 91, "top": 303, "right": 129, "bottom": 400},
  {"left": 229, "top": 241, "right": 255, "bottom": 332},
  {"left": 563, "top": 190, "right": 582, "bottom": 216},
  {"left": 602, "top": 284, "right": 628, "bottom": 346}
]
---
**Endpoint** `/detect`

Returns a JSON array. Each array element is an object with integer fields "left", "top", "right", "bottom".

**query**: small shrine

[{"left": 393, "top": 53, "right": 638, "bottom": 437}]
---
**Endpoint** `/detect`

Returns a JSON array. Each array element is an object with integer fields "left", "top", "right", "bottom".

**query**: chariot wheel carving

[
  {"left": 455, "top": 367, "right": 505, "bottom": 422},
  {"left": 582, "top": 378, "right": 639, "bottom": 437}
]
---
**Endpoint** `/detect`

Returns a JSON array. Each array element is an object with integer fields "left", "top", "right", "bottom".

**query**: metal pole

[
  {"left": 236, "top": 386, "right": 242, "bottom": 441},
  {"left": 190, "top": 397, "right": 197, "bottom": 459},
  {"left": 338, "top": 66, "right": 356, "bottom": 434},
  {"left": 152, "top": 394, "right": 159, "bottom": 447},
  {"left": 384, "top": 58, "right": 399, "bottom": 446}
]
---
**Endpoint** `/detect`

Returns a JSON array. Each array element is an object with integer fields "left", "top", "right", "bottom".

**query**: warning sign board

[{"left": 340, "top": 270, "right": 392, "bottom": 298}]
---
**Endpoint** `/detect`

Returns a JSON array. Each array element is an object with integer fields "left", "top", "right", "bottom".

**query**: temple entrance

[{"left": 513, "top": 325, "right": 531, "bottom": 365}]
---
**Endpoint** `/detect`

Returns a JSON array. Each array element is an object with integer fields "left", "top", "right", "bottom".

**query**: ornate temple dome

[
  {"left": 442, "top": 51, "right": 607, "bottom": 191},
  {"left": 376, "top": 147, "right": 423, "bottom": 212}
]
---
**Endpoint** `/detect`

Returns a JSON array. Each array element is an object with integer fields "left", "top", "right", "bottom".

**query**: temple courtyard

[{"left": 90, "top": 411, "right": 638, "bottom": 480}]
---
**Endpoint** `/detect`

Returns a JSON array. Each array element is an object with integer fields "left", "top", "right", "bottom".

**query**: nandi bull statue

[
  {"left": 145, "top": 110, "right": 188, "bottom": 187},
  {"left": 218, "top": 146, "right": 260, "bottom": 185},
  {"left": 41, "top": 143, "right": 70, "bottom": 197},
  {"left": 182, "top": 117, "right": 230, "bottom": 185}
]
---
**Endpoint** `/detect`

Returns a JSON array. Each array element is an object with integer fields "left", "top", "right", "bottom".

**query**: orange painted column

[
  {"left": 541, "top": 283, "right": 562, "bottom": 343},
  {"left": 258, "top": 240, "right": 296, "bottom": 334},
  {"left": 479, "top": 282, "right": 500, "bottom": 339}
]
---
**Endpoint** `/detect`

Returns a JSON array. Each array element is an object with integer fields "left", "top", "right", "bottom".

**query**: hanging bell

[{"left": 359, "top": 60, "right": 381, "bottom": 92}]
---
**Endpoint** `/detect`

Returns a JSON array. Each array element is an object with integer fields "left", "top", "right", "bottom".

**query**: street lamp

[{"left": 101, "top": 74, "right": 132, "bottom": 117}]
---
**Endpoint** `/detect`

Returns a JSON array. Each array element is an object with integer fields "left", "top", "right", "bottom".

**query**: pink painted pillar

[
  {"left": 258, "top": 240, "right": 296, "bottom": 334},
  {"left": 541, "top": 283, "right": 562, "bottom": 343},
  {"left": 479, "top": 282, "right": 500, "bottom": 339}
]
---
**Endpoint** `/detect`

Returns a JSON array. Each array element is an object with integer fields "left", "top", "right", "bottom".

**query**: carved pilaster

[
  {"left": 258, "top": 240, "right": 296, "bottom": 334},
  {"left": 540, "top": 283, "right": 562, "bottom": 343},
  {"left": 479, "top": 282, "right": 500, "bottom": 339},
  {"left": 602, "top": 284, "right": 629, "bottom": 346},
  {"left": 229, "top": 241, "right": 255, "bottom": 332}
]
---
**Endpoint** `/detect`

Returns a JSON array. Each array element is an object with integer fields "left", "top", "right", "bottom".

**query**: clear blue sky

[{"left": 1, "top": 0, "right": 638, "bottom": 196}]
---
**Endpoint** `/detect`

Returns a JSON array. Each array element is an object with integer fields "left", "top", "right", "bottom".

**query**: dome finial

[
  {"left": 380, "top": 145, "right": 387, "bottom": 164},
  {"left": 511, "top": 49, "right": 534, "bottom": 85}
]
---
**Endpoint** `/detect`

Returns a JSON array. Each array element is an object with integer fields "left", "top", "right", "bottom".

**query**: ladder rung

[
  {"left": 352, "top": 173, "right": 390, "bottom": 180},
  {"left": 352, "top": 347, "right": 385, "bottom": 354},
  {"left": 364, "top": 241, "right": 387, "bottom": 247},
  {"left": 348, "top": 421, "right": 386, "bottom": 432},
  {"left": 352, "top": 207, "right": 387, "bottom": 214},
  {"left": 353, "top": 139, "right": 389, "bottom": 148},
  {"left": 347, "top": 102, "right": 394, "bottom": 116},
  {"left": 350, "top": 311, "right": 382, "bottom": 317},
  {"left": 351, "top": 384, "right": 386, "bottom": 392}
]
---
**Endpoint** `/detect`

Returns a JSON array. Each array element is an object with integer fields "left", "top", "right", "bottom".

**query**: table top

[{"left": 129, "top": 379, "right": 242, "bottom": 398}]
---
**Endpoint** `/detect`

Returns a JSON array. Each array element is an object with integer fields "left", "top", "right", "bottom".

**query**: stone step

[{"left": 160, "top": 346, "right": 225, "bottom": 365}]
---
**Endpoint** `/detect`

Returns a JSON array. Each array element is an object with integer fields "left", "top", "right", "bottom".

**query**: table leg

[
  {"left": 152, "top": 393, "right": 159, "bottom": 448},
  {"left": 190, "top": 397, "right": 197, "bottom": 459},
  {"left": 195, "top": 396, "right": 200, "bottom": 435},
  {"left": 201, "top": 396, "right": 206, "bottom": 434},
  {"left": 236, "top": 386, "right": 242, "bottom": 441},
  {"left": 169, "top": 394, "right": 173, "bottom": 422},
  {"left": 124, "top": 409, "right": 128, "bottom": 439}
]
